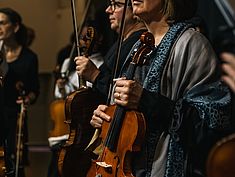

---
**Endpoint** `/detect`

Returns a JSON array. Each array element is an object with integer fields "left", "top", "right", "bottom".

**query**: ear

[{"left": 14, "top": 23, "right": 20, "bottom": 33}]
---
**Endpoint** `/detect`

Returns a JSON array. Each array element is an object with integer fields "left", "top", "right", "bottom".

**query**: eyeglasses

[{"left": 108, "top": 1, "right": 126, "bottom": 11}]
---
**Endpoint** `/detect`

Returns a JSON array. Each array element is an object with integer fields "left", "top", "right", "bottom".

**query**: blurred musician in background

[
  {"left": 197, "top": 0, "right": 235, "bottom": 122},
  {"left": 0, "top": 7, "right": 39, "bottom": 177},
  {"left": 47, "top": 19, "right": 105, "bottom": 177},
  {"left": 75, "top": 0, "right": 146, "bottom": 100}
]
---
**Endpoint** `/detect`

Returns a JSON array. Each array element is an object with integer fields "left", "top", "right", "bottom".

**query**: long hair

[{"left": 0, "top": 8, "right": 28, "bottom": 46}]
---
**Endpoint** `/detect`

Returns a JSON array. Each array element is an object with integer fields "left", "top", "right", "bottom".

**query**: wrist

[{"left": 90, "top": 69, "right": 100, "bottom": 83}]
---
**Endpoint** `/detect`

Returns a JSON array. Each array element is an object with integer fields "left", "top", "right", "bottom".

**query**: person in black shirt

[
  {"left": 74, "top": 0, "right": 146, "bottom": 99},
  {"left": 0, "top": 8, "right": 39, "bottom": 177}
]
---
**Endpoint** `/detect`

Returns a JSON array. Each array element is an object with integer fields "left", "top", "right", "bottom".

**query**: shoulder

[
  {"left": 22, "top": 47, "right": 38, "bottom": 58},
  {"left": 21, "top": 47, "right": 38, "bottom": 62},
  {"left": 171, "top": 28, "right": 217, "bottom": 63},
  {"left": 176, "top": 28, "right": 212, "bottom": 50}
]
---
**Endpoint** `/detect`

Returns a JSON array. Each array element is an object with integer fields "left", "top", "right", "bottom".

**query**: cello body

[
  {"left": 49, "top": 99, "right": 69, "bottom": 138},
  {"left": 206, "top": 133, "right": 235, "bottom": 177}
]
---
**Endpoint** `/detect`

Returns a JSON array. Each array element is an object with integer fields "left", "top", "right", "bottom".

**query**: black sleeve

[
  {"left": 27, "top": 54, "right": 40, "bottom": 104},
  {"left": 92, "top": 62, "right": 112, "bottom": 99},
  {"left": 182, "top": 104, "right": 233, "bottom": 177},
  {"left": 138, "top": 88, "right": 175, "bottom": 130}
]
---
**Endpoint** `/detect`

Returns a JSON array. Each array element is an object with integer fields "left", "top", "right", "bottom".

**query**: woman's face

[
  {"left": 131, "top": 0, "right": 162, "bottom": 22},
  {"left": 106, "top": 0, "right": 134, "bottom": 33},
  {"left": 0, "top": 13, "right": 17, "bottom": 41}
]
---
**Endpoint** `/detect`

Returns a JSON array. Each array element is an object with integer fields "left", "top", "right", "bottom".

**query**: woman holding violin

[
  {"left": 90, "top": 0, "right": 233, "bottom": 177},
  {"left": 0, "top": 8, "right": 39, "bottom": 177}
]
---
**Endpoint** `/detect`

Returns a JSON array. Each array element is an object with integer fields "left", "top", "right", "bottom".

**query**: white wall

[{"left": 0, "top": 0, "right": 85, "bottom": 73}]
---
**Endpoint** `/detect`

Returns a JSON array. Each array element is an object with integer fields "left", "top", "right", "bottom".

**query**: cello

[
  {"left": 48, "top": 48, "right": 71, "bottom": 139},
  {"left": 86, "top": 31, "right": 154, "bottom": 177},
  {"left": 206, "top": 133, "right": 235, "bottom": 177},
  {"left": 48, "top": 99, "right": 69, "bottom": 138},
  {"left": 57, "top": 0, "right": 105, "bottom": 176}
]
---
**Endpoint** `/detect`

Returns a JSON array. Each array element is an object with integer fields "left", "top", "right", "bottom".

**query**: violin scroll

[
  {"left": 80, "top": 26, "right": 96, "bottom": 57},
  {"left": 131, "top": 31, "right": 154, "bottom": 66}
]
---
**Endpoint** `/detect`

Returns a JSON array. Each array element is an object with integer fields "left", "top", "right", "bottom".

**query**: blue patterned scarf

[{"left": 143, "top": 22, "right": 232, "bottom": 177}]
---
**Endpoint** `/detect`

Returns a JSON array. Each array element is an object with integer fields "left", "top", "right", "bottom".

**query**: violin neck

[
  {"left": 104, "top": 63, "right": 137, "bottom": 151},
  {"left": 125, "top": 62, "right": 136, "bottom": 80},
  {"left": 105, "top": 106, "right": 126, "bottom": 152}
]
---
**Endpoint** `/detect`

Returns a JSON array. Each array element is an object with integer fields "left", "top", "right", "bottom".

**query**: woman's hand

[
  {"left": 74, "top": 56, "right": 100, "bottom": 83},
  {"left": 113, "top": 78, "right": 143, "bottom": 109},
  {"left": 90, "top": 105, "right": 111, "bottom": 128},
  {"left": 221, "top": 52, "right": 235, "bottom": 93}
]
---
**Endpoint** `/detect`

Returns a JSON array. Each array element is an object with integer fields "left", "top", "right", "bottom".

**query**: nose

[{"left": 105, "top": 5, "right": 113, "bottom": 14}]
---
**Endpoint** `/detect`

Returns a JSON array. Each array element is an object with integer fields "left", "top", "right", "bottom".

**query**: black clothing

[
  {"left": 196, "top": 0, "right": 235, "bottom": 55},
  {"left": 197, "top": 0, "right": 235, "bottom": 129},
  {"left": 3, "top": 47, "right": 39, "bottom": 107},
  {"left": 93, "top": 29, "right": 146, "bottom": 98},
  {"left": 56, "top": 44, "right": 73, "bottom": 70},
  {"left": 2, "top": 47, "right": 39, "bottom": 177}
]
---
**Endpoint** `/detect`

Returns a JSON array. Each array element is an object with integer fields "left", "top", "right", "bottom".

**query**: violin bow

[
  {"left": 106, "top": 0, "right": 131, "bottom": 104},
  {"left": 70, "top": 0, "right": 92, "bottom": 56},
  {"left": 70, "top": 0, "right": 92, "bottom": 87}
]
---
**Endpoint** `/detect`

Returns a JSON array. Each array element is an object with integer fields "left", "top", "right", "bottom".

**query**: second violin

[{"left": 57, "top": 0, "right": 105, "bottom": 176}]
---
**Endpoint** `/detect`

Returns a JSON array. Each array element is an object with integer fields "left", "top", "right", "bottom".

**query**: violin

[
  {"left": 0, "top": 146, "right": 6, "bottom": 177},
  {"left": 57, "top": 2, "right": 106, "bottom": 174},
  {"left": 58, "top": 26, "right": 104, "bottom": 177},
  {"left": 206, "top": 133, "right": 235, "bottom": 177},
  {"left": 15, "top": 82, "right": 26, "bottom": 177},
  {"left": 86, "top": 31, "right": 154, "bottom": 177}
]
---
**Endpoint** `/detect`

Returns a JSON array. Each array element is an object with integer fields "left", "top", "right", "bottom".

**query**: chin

[
  {"left": 133, "top": 8, "right": 143, "bottom": 17},
  {"left": 111, "top": 25, "right": 118, "bottom": 32}
]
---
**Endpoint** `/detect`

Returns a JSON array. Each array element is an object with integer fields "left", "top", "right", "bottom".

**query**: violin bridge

[{"left": 96, "top": 161, "right": 112, "bottom": 168}]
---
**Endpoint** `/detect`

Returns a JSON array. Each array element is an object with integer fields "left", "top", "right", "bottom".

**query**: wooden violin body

[
  {"left": 58, "top": 87, "right": 104, "bottom": 177},
  {"left": 0, "top": 146, "right": 6, "bottom": 177},
  {"left": 206, "top": 133, "right": 235, "bottom": 177},
  {"left": 49, "top": 99, "right": 69, "bottom": 138},
  {"left": 87, "top": 105, "right": 146, "bottom": 177}
]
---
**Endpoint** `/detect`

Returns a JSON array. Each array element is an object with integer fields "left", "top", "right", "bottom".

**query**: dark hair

[
  {"left": 161, "top": 0, "right": 198, "bottom": 23},
  {"left": 0, "top": 8, "right": 28, "bottom": 46}
]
